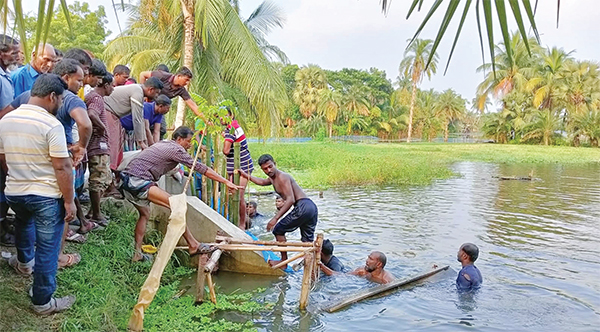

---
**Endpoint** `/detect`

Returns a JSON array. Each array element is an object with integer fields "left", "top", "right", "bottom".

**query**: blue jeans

[{"left": 6, "top": 195, "right": 65, "bottom": 305}]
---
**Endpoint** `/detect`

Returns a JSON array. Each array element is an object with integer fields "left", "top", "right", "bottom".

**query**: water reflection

[{"left": 207, "top": 162, "right": 600, "bottom": 331}]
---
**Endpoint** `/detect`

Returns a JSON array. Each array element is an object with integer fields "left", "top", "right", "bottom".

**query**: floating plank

[
  {"left": 324, "top": 265, "right": 449, "bottom": 313},
  {"left": 215, "top": 236, "right": 314, "bottom": 247}
]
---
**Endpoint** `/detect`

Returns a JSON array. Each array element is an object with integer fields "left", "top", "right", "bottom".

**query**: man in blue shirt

[
  {"left": 10, "top": 43, "right": 56, "bottom": 98},
  {"left": 456, "top": 243, "right": 483, "bottom": 291},
  {"left": 318, "top": 239, "right": 345, "bottom": 274},
  {"left": 120, "top": 94, "right": 171, "bottom": 146}
]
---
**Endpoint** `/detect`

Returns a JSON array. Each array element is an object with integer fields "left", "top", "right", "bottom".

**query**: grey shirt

[{"left": 103, "top": 84, "right": 146, "bottom": 141}]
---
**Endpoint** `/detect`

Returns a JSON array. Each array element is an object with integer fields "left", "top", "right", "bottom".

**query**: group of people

[{"left": 0, "top": 36, "right": 481, "bottom": 317}]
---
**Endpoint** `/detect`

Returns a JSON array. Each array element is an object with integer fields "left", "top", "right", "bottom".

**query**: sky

[{"left": 22, "top": 0, "right": 600, "bottom": 103}]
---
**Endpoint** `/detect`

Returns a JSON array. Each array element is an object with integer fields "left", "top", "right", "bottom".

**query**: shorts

[
  {"left": 88, "top": 154, "right": 111, "bottom": 192},
  {"left": 273, "top": 198, "right": 318, "bottom": 242},
  {"left": 119, "top": 173, "right": 156, "bottom": 207}
]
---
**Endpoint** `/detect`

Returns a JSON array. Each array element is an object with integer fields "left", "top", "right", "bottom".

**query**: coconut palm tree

[
  {"left": 522, "top": 109, "right": 562, "bottom": 145},
  {"left": 435, "top": 89, "right": 466, "bottom": 142},
  {"left": 103, "top": 0, "right": 287, "bottom": 134},
  {"left": 292, "top": 65, "right": 327, "bottom": 118},
  {"left": 317, "top": 89, "right": 342, "bottom": 138},
  {"left": 244, "top": 1, "right": 289, "bottom": 64},
  {"left": 572, "top": 109, "right": 600, "bottom": 147},
  {"left": 398, "top": 38, "right": 438, "bottom": 142},
  {"left": 526, "top": 47, "right": 574, "bottom": 111},
  {"left": 342, "top": 86, "right": 370, "bottom": 135}
]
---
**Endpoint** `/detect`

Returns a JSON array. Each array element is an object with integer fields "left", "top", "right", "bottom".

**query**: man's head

[
  {"left": 457, "top": 243, "right": 479, "bottom": 265},
  {"left": 172, "top": 126, "right": 194, "bottom": 150},
  {"left": 173, "top": 66, "right": 192, "bottom": 87},
  {"left": 258, "top": 154, "right": 277, "bottom": 178},
  {"left": 246, "top": 201, "right": 258, "bottom": 217},
  {"left": 0, "top": 35, "right": 19, "bottom": 68},
  {"left": 52, "top": 59, "right": 84, "bottom": 93},
  {"left": 31, "top": 43, "right": 57, "bottom": 74},
  {"left": 275, "top": 194, "right": 284, "bottom": 210},
  {"left": 30, "top": 74, "right": 68, "bottom": 115},
  {"left": 96, "top": 73, "right": 114, "bottom": 97},
  {"left": 365, "top": 251, "right": 387, "bottom": 273},
  {"left": 156, "top": 64, "right": 169, "bottom": 72},
  {"left": 113, "top": 64, "right": 130, "bottom": 86},
  {"left": 54, "top": 48, "right": 63, "bottom": 61},
  {"left": 322, "top": 239, "right": 334, "bottom": 258},
  {"left": 142, "top": 77, "right": 164, "bottom": 100},
  {"left": 154, "top": 94, "right": 172, "bottom": 114},
  {"left": 64, "top": 48, "right": 92, "bottom": 76},
  {"left": 87, "top": 59, "right": 108, "bottom": 88}
]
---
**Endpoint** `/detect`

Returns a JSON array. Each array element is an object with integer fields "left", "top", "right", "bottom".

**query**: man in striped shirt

[
  {"left": 0, "top": 74, "right": 77, "bottom": 314},
  {"left": 221, "top": 107, "right": 254, "bottom": 230},
  {"left": 120, "top": 126, "right": 242, "bottom": 262}
]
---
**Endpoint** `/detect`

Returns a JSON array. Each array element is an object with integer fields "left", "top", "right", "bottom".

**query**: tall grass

[{"left": 248, "top": 142, "right": 600, "bottom": 188}]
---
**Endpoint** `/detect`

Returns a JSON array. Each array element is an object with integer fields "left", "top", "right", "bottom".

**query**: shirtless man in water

[
  {"left": 351, "top": 251, "right": 395, "bottom": 284},
  {"left": 239, "top": 154, "right": 318, "bottom": 268}
]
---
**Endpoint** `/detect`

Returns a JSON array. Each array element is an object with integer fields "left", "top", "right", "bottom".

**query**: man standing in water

[
  {"left": 350, "top": 251, "right": 395, "bottom": 284},
  {"left": 456, "top": 243, "right": 483, "bottom": 290},
  {"left": 239, "top": 154, "right": 318, "bottom": 268}
]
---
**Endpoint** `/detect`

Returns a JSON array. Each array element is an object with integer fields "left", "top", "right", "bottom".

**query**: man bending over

[
  {"left": 240, "top": 154, "right": 318, "bottom": 268},
  {"left": 120, "top": 126, "right": 242, "bottom": 262}
]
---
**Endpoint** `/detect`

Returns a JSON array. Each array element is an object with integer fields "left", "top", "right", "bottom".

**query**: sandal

[
  {"left": 58, "top": 253, "right": 81, "bottom": 269},
  {"left": 66, "top": 230, "right": 87, "bottom": 243},
  {"left": 78, "top": 221, "right": 101, "bottom": 234},
  {"left": 8, "top": 255, "right": 33, "bottom": 276},
  {"left": 133, "top": 252, "right": 154, "bottom": 262},
  {"left": 90, "top": 217, "right": 109, "bottom": 228},
  {"left": 189, "top": 244, "right": 215, "bottom": 257}
]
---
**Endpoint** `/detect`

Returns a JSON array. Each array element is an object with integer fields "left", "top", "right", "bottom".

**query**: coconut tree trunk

[
  {"left": 176, "top": 0, "right": 195, "bottom": 128},
  {"left": 327, "top": 121, "right": 333, "bottom": 138},
  {"left": 407, "top": 80, "right": 417, "bottom": 143},
  {"left": 444, "top": 121, "right": 449, "bottom": 142}
]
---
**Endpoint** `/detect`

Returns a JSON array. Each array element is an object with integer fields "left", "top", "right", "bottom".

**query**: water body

[{"left": 186, "top": 162, "right": 600, "bottom": 331}]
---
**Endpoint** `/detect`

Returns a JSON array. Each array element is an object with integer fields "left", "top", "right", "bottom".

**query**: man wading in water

[{"left": 239, "top": 154, "right": 318, "bottom": 269}]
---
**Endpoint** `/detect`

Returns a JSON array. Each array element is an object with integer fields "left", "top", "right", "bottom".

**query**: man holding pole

[
  {"left": 119, "top": 126, "right": 242, "bottom": 262},
  {"left": 239, "top": 154, "right": 318, "bottom": 269}
]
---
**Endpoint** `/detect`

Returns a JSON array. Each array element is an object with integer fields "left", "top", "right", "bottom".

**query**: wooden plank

[
  {"left": 195, "top": 254, "right": 208, "bottom": 303},
  {"left": 207, "top": 272, "right": 217, "bottom": 304},
  {"left": 215, "top": 244, "right": 313, "bottom": 252},
  {"left": 215, "top": 236, "right": 314, "bottom": 247},
  {"left": 271, "top": 251, "right": 308, "bottom": 269},
  {"left": 299, "top": 252, "right": 314, "bottom": 310},
  {"left": 325, "top": 265, "right": 450, "bottom": 313}
]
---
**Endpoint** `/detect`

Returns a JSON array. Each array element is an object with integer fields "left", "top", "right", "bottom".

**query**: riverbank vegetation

[
  {"left": 0, "top": 202, "right": 268, "bottom": 332},
  {"left": 249, "top": 142, "right": 600, "bottom": 188}
]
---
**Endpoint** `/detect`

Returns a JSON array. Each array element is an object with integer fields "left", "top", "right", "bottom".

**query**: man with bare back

[{"left": 239, "top": 154, "right": 318, "bottom": 268}]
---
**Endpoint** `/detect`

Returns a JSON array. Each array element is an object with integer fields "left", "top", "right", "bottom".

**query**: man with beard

[{"left": 350, "top": 251, "right": 395, "bottom": 284}]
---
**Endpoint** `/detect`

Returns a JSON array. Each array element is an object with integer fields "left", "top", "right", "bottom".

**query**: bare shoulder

[
  {"left": 383, "top": 271, "right": 395, "bottom": 283},
  {"left": 350, "top": 267, "right": 367, "bottom": 276}
]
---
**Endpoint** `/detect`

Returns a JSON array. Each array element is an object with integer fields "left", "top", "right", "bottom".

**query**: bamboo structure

[
  {"left": 193, "top": 233, "right": 325, "bottom": 310},
  {"left": 212, "top": 134, "right": 220, "bottom": 210},
  {"left": 204, "top": 135, "right": 213, "bottom": 205},
  {"left": 231, "top": 142, "right": 241, "bottom": 226}
]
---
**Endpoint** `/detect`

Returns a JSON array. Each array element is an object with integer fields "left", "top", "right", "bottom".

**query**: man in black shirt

[{"left": 318, "top": 239, "right": 344, "bottom": 275}]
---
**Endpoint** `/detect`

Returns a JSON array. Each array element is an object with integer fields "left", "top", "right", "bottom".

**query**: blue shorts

[{"left": 273, "top": 198, "right": 318, "bottom": 242}]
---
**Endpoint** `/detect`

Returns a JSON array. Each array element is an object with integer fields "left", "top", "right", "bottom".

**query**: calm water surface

[{"left": 187, "top": 162, "right": 600, "bottom": 331}]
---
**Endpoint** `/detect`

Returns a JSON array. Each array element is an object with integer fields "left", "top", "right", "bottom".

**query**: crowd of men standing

[{"left": 0, "top": 35, "right": 212, "bottom": 315}]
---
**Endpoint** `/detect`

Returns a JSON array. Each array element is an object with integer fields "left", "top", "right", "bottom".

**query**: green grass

[
  {"left": 248, "top": 142, "right": 600, "bottom": 188},
  {"left": 0, "top": 202, "right": 268, "bottom": 332}
]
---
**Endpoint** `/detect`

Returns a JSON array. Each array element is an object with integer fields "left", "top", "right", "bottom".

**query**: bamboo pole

[
  {"left": 204, "top": 249, "right": 222, "bottom": 273},
  {"left": 195, "top": 254, "right": 207, "bottom": 304},
  {"left": 299, "top": 252, "right": 314, "bottom": 310},
  {"left": 313, "top": 234, "right": 324, "bottom": 281},
  {"left": 206, "top": 272, "right": 217, "bottom": 304},
  {"left": 215, "top": 236, "right": 314, "bottom": 247},
  {"left": 212, "top": 134, "right": 220, "bottom": 211},
  {"left": 219, "top": 160, "right": 227, "bottom": 216},
  {"left": 204, "top": 135, "right": 213, "bottom": 205},
  {"left": 200, "top": 149, "right": 207, "bottom": 202},
  {"left": 175, "top": 244, "right": 312, "bottom": 252},
  {"left": 231, "top": 142, "right": 241, "bottom": 226},
  {"left": 325, "top": 265, "right": 450, "bottom": 313},
  {"left": 271, "top": 251, "right": 308, "bottom": 269}
]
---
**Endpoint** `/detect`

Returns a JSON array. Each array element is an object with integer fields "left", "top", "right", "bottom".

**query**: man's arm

[
  {"left": 153, "top": 123, "right": 161, "bottom": 143},
  {"left": 223, "top": 138, "right": 232, "bottom": 155},
  {"left": 349, "top": 267, "right": 367, "bottom": 277},
  {"left": 266, "top": 176, "right": 295, "bottom": 231},
  {"left": 0, "top": 104, "right": 14, "bottom": 119},
  {"left": 144, "top": 119, "right": 155, "bottom": 146},
  {"left": 87, "top": 108, "right": 106, "bottom": 135},
  {"left": 70, "top": 107, "right": 92, "bottom": 165},
  {"left": 239, "top": 169, "right": 272, "bottom": 186},
  {"left": 130, "top": 94, "right": 148, "bottom": 149},
  {"left": 318, "top": 262, "right": 339, "bottom": 276},
  {"left": 184, "top": 98, "right": 208, "bottom": 122},
  {"left": 51, "top": 156, "right": 77, "bottom": 222},
  {"left": 139, "top": 71, "right": 152, "bottom": 84},
  {"left": 0, "top": 153, "right": 7, "bottom": 173}
]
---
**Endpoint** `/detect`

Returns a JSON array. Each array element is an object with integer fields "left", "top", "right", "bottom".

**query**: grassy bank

[
  {"left": 248, "top": 142, "right": 600, "bottom": 188},
  {"left": 0, "top": 202, "right": 267, "bottom": 332}
]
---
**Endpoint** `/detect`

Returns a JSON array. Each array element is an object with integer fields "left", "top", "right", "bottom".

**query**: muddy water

[{"left": 182, "top": 162, "right": 600, "bottom": 331}]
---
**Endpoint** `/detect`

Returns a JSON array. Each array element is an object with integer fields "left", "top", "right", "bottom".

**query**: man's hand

[
  {"left": 64, "top": 200, "right": 77, "bottom": 222},
  {"left": 266, "top": 218, "right": 277, "bottom": 231},
  {"left": 225, "top": 181, "right": 243, "bottom": 191},
  {"left": 69, "top": 145, "right": 86, "bottom": 167},
  {"left": 138, "top": 141, "right": 148, "bottom": 150},
  {"left": 238, "top": 169, "right": 249, "bottom": 179}
]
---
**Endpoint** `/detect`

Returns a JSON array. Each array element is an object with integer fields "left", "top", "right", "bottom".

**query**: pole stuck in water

[{"left": 324, "top": 265, "right": 450, "bottom": 313}]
